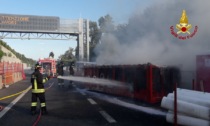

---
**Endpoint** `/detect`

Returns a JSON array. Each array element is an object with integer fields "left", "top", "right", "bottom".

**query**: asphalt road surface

[{"left": 0, "top": 74, "right": 173, "bottom": 126}]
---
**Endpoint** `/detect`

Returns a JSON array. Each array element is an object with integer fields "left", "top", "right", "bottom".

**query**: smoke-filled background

[{"left": 94, "top": 0, "right": 209, "bottom": 74}]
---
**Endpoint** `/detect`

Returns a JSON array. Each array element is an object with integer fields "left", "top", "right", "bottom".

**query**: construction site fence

[{"left": 0, "top": 62, "right": 24, "bottom": 89}]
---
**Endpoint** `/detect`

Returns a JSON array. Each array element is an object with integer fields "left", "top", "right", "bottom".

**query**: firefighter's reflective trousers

[
  {"left": 31, "top": 78, "right": 47, "bottom": 112},
  {"left": 31, "top": 93, "right": 46, "bottom": 111}
]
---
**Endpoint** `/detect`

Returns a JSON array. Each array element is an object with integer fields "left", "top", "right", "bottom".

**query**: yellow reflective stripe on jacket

[
  {"left": 32, "top": 89, "right": 45, "bottom": 93},
  {"left": 32, "top": 78, "right": 45, "bottom": 93},
  {"left": 34, "top": 79, "right": 37, "bottom": 89},
  {"left": 43, "top": 79, "right": 46, "bottom": 83},
  {"left": 43, "top": 78, "right": 48, "bottom": 83}
]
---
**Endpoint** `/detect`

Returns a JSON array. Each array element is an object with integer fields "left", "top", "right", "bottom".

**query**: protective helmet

[{"left": 35, "top": 63, "right": 42, "bottom": 69}]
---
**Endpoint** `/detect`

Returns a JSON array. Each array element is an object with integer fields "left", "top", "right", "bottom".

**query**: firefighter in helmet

[
  {"left": 69, "top": 62, "right": 74, "bottom": 87},
  {"left": 30, "top": 63, "right": 48, "bottom": 115},
  {"left": 57, "top": 61, "right": 64, "bottom": 87}
]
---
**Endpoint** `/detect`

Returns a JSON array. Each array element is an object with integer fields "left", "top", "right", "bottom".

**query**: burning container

[
  {"left": 84, "top": 63, "right": 181, "bottom": 104},
  {"left": 196, "top": 55, "right": 210, "bottom": 92}
]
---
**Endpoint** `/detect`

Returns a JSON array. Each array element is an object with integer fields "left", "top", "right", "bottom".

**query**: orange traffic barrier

[{"left": 0, "top": 62, "right": 24, "bottom": 86}]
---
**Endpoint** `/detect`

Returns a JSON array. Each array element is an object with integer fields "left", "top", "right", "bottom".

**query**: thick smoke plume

[{"left": 95, "top": 0, "right": 210, "bottom": 71}]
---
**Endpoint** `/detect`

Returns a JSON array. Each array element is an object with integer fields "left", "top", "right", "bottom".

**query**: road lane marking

[
  {"left": 87, "top": 98, "right": 97, "bottom": 105},
  {"left": 0, "top": 88, "right": 29, "bottom": 101},
  {"left": 99, "top": 110, "right": 116, "bottom": 123},
  {"left": 75, "top": 88, "right": 86, "bottom": 96},
  {"left": 46, "top": 82, "right": 54, "bottom": 90},
  {"left": 80, "top": 92, "right": 86, "bottom": 96},
  {"left": 0, "top": 86, "right": 31, "bottom": 118}
]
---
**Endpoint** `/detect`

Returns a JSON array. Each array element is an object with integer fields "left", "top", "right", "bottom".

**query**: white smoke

[{"left": 95, "top": 0, "right": 210, "bottom": 71}]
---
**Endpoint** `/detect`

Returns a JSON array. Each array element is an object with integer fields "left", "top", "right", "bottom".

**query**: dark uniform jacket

[
  {"left": 69, "top": 66, "right": 74, "bottom": 75},
  {"left": 31, "top": 70, "right": 47, "bottom": 93},
  {"left": 57, "top": 64, "right": 64, "bottom": 76}
]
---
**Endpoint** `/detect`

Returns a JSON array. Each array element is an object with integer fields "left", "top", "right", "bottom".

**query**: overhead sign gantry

[{"left": 0, "top": 13, "right": 89, "bottom": 61}]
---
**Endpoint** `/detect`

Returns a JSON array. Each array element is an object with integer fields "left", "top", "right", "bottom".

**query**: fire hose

[
  {"left": 32, "top": 82, "right": 54, "bottom": 126},
  {"left": 0, "top": 82, "right": 54, "bottom": 126}
]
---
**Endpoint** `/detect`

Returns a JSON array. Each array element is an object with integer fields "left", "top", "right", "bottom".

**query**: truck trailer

[{"left": 196, "top": 54, "right": 210, "bottom": 92}]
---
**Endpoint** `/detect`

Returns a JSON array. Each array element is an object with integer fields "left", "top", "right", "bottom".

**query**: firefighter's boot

[
  {"left": 31, "top": 106, "right": 36, "bottom": 115},
  {"left": 41, "top": 107, "right": 48, "bottom": 115}
]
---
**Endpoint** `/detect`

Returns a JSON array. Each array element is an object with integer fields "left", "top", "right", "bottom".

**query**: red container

[
  {"left": 196, "top": 55, "right": 210, "bottom": 92},
  {"left": 83, "top": 63, "right": 180, "bottom": 104}
]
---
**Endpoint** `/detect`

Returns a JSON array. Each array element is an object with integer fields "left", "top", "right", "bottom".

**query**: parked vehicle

[{"left": 38, "top": 57, "right": 57, "bottom": 78}]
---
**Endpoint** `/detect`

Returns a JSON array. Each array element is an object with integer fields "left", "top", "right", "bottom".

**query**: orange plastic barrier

[
  {"left": 4, "top": 72, "right": 13, "bottom": 84},
  {"left": 0, "top": 62, "right": 24, "bottom": 85}
]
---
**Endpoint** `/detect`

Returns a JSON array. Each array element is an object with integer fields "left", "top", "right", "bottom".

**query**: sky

[{"left": 0, "top": 0, "right": 152, "bottom": 60}]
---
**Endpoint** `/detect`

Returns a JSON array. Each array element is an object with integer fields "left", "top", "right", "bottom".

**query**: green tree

[
  {"left": 84, "top": 15, "right": 115, "bottom": 61},
  {"left": 8, "top": 53, "right": 12, "bottom": 57},
  {"left": 98, "top": 14, "right": 115, "bottom": 33},
  {"left": 89, "top": 21, "right": 101, "bottom": 61},
  {"left": 0, "top": 40, "right": 36, "bottom": 66},
  {"left": 59, "top": 47, "right": 76, "bottom": 63},
  {"left": 0, "top": 49, "right": 4, "bottom": 60},
  {"left": 113, "top": 24, "right": 128, "bottom": 44}
]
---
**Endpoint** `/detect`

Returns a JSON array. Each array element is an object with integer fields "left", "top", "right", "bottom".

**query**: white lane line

[
  {"left": 75, "top": 88, "right": 86, "bottom": 96},
  {"left": 0, "top": 86, "right": 31, "bottom": 119},
  {"left": 99, "top": 110, "right": 117, "bottom": 123},
  {"left": 46, "top": 82, "right": 54, "bottom": 89},
  {"left": 87, "top": 98, "right": 97, "bottom": 105},
  {"left": 81, "top": 92, "right": 86, "bottom": 96}
]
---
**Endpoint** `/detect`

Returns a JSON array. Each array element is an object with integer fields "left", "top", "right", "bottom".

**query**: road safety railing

[{"left": 0, "top": 62, "right": 24, "bottom": 89}]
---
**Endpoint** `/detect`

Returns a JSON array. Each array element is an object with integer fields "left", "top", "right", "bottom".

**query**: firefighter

[
  {"left": 49, "top": 51, "right": 54, "bottom": 58},
  {"left": 69, "top": 62, "right": 74, "bottom": 76},
  {"left": 31, "top": 63, "right": 48, "bottom": 115},
  {"left": 57, "top": 61, "right": 64, "bottom": 87},
  {"left": 68, "top": 63, "right": 74, "bottom": 88}
]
